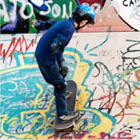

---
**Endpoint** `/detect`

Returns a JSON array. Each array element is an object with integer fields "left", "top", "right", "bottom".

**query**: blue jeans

[{"left": 36, "top": 59, "right": 68, "bottom": 117}]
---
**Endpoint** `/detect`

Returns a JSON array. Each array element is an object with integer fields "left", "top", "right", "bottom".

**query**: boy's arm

[
  {"left": 32, "top": 19, "right": 57, "bottom": 30},
  {"left": 50, "top": 27, "right": 72, "bottom": 55},
  {"left": 50, "top": 26, "right": 73, "bottom": 77},
  {"left": 50, "top": 39, "right": 68, "bottom": 77}
]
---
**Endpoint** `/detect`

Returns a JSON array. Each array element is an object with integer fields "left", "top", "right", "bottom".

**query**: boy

[{"left": 34, "top": 5, "right": 95, "bottom": 121}]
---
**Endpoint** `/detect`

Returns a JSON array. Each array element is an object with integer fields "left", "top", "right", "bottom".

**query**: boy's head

[{"left": 72, "top": 5, "right": 95, "bottom": 30}]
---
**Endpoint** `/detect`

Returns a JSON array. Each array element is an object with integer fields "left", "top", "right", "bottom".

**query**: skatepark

[{"left": 0, "top": 0, "right": 140, "bottom": 139}]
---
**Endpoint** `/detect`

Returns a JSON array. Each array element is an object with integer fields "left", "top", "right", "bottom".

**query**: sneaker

[{"left": 59, "top": 111, "right": 80, "bottom": 121}]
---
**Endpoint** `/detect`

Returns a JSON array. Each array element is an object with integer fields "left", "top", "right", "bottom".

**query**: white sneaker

[{"left": 59, "top": 111, "right": 80, "bottom": 121}]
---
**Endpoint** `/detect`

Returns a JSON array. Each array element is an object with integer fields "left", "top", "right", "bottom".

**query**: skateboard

[{"left": 55, "top": 80, "right": 77, "bottom": 130}]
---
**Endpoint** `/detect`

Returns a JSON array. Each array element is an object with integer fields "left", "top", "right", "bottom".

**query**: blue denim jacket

[{"left": 35, "top": 18, "right": 75, "bottom": 66}]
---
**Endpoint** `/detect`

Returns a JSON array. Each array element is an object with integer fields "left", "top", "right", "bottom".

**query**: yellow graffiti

[
  {"left": 7, "top": 117, "right": 18, "bottom": 126},
  {"left": 0, "top": 54, "right": 38, "bottom": 75},
  {"left": 30, "top": 84, "right": 43, "bottom": 109},
  {"left": 0, "top": 51, "right": 114, "bottom": 139},
  {"left": 1, "top": 97, "right": 55, "bottom": 139},
  {"left": 79, "top": 108, "right": 113, "bottom": 139},
  {"left": 65, "top": 51, "right": 114, "bottom": 138},
  {"left": 133, "top": 94, "right": 140, "bottom": 104},
  {"left": 64, "top": 51, "right": 91, "bottom": 109}
]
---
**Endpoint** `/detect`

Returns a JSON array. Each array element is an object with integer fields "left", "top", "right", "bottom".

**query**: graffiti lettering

[
  {"left": 0, "top": 35, "right": 37, "bottom": 63},
  {"left": 51, "top": 4, "right": 61, "bottom": 18},
  {"left": 48, "top": 131, "right": 133, "bottom": 139},
  {"left": 40, "top": 1, "right": 72, "bottom": 18},
  {"left": 62, "top": 2, "right": 72, "bottom": 18},
  {"left": 113, "top": 0, "right": 140, "bottom": 30},
  {"left": 40, "top": 0, "right": 53, "bottom": 15},
  {"left": 0, "top": 0, "right": 33, "bottom": 22},
  {"left": 123, "top": 0, "right": 140, "bottom": 7},
  {"left": 48, "top": 131, "right": 89, "bottom": 139},
  {"left": 100, "top": 131, "right": 132, "bottom": 139},
  {"left": 121, "top": 39, "right": 140, "bottom": 69},
  {"left": 0, "top": 0, "right": 10, "bottom": 22},
  {"left": 19, "top": 0, "right": 33, "bottom": 20},
  {"left": 1, "top": 33, "right": 140, "bottom": 140},
  {"left": 0, "top": 0, "right": 73, "bottom": 23}
]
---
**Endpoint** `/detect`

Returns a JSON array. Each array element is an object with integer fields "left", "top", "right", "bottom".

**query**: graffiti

[
  {"left": 1, "top": 32, "right": 140, "bottom": 139},
  {"left": 0, "top": 34, "right": 117, "bottom": 139},
  {"left": 40, "top": 1, "right": 73, "bottom": 18},
  {"left": 0, "top": 52, "right": 116, "bottom": 139},
  {"left": 1, "top": 0, "right": 140, "bottom": 33},
  {"left": 100, "top": 131, "right": 132, "bottom": 139},
  {"left": 0, "top": 0, "right": 76, "bottom": 33},
  {"left": 29, "top": 0, "right": 48, "bottom": 11},
  {"left": 113, "top": 0, "right": 140, "bottom": 30},
  {"left": 79, "top": 0, "right": 106, "bottom": 13},
  {"left": 122, "top": 0, "right": 139, "bottom": 7},
  {"left": 122, "top": 39, "right": 140, "bottom": 60},
  {"left": 79, "top": 0, "right": 106, "bottom": 6},
  {"left": 0, "top": 0, "right": 34, "bottom": 22},
  {"left": 0, "top": 0, "right": 73, "bottom": 21},
  {"left": 0, "top": 34, "right": 39, "bottom": 64},
  {"left": 90, "top": 53, "right": 140, "bottom": 125},
  {"left": 76, "top": 32, "right": 140, "bottom": 139}
]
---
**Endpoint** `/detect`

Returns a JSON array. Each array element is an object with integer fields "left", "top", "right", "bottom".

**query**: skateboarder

[{"left": 34, "top": 5, "right": 95, "bottom": 121}]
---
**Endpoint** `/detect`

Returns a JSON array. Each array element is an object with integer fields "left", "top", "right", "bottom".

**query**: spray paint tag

[
  {"left": 113, "top": 0, "right": 140, "bottom": 31},
  {"left": 29, "top": 0, "right": 47, "bottom": 11}
]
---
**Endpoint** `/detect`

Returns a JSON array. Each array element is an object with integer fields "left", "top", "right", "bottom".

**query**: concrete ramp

[{"left": 0, "top": 32, "right": 140, "bottom": 139}]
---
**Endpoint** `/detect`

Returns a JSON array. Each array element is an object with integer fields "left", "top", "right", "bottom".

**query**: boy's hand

[
  {"left": 32, "top": 19, "right": 37, "bottom": 28},
  {"left": 57, "top": 57, "right": 68, "bottom": 77},
  {"left": 60, "top": 66, "right": 68, "bottom": 77},
  {"left": 32, "top": 19, "right": 42, "bottom": 30}
]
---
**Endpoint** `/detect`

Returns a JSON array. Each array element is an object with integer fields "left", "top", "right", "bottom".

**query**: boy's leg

[
  {"left": 48, "top": 62, "right": 68, "bottom": 117},
  {"left": 36, "top": 60, "right": 68, "bottom": 117},
  {"left": 36, "top": 60, "right": 79, "bottom": 121}
]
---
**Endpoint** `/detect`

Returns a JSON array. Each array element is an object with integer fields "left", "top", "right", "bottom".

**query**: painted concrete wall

[
  {"left": 0, "top": 0, "right": 140, "bottom": 140},
  {"left": 0, "top": 0, "right": 140, "bottom": 33},
  {"left": 1, "top": 32, "right": 140, "bottom": 139}
]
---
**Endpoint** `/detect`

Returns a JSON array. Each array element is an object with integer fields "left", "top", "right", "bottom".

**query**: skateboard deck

[{"left": 55, "top": 80, "right": 77, "bottom": 130}]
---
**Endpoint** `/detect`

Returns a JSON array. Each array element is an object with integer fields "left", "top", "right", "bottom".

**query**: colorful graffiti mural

[
  {"left": 113, "top": 0, "right": 140, "bottom": 31},
  {"left": 0, "top": 0, "right": 140, "bottom": 33},
  {"left": 1, "top": 32, "right": 140, "bottom": 139},
  {"left": 0, "top": 0, "right": 140, "bottom": 140},
  {"left": 0, "top": 0, "right": 77, "bottom": 33}
]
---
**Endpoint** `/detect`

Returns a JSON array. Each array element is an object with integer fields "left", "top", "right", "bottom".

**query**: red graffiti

[
  {"left": 48, "top": 130, "right": 90, "bottom": 139},
  {"left": 135, "top": 69, "right": 140, "bottom": 82},
  {"left": 100, "top": 132, "right": 132, "bottom": 139},
  {"left": 47, "top": 130, "right": 132, "bottom": 139},
  {"left": 0, "top": 35, "right": 38, "bottom": 64},
  {"left": 79, "top": 0, "right": 106, "bottom": 7}
]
